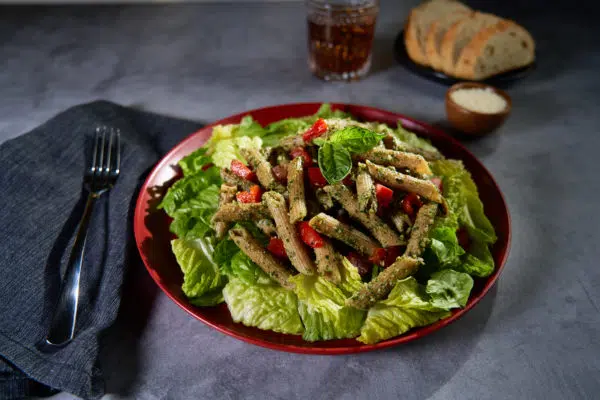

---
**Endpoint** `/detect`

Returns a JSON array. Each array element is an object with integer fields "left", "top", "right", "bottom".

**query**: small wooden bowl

[{"left": 445, "top": 82, "right": 512, "bottom": 136}]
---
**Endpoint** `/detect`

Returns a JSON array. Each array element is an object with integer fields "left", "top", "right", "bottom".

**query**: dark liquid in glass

[{"left": 308, "top": 9, "right": 377, "bottom": 80}]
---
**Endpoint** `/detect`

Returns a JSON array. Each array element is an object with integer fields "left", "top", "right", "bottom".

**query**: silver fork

[{"left": 45, "top": 127, "right": 121, "bottom": 347}]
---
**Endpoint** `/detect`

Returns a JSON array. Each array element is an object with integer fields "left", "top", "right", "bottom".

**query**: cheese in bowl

[{"left": 450, "top": 87, "right": 507, "bottom": 114}]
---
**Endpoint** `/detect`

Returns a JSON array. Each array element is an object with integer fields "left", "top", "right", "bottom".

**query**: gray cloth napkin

[{"left": 0, "top": 101, "right": 203, "bottom": 399}]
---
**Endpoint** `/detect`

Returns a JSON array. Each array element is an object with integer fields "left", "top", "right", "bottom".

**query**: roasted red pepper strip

[
  {"left": 236, "top": 185, "right": 263, "bottom": 203},
  {"left": 346, "top": 252, "right": 372, "bottom": 276},
  {"left": 401, "top": 193, "right": 423, "bottom": 218},
  {"left": 368, "top": 248, "right": 387, "bottom": 266},
  {"left": 375, "top": 184, "right": 394, "bottom": 208},
  {"left": 267, "top": 237, "right": 287, "bottom": 258},
  {"left": 290, "top": 147, "right": 313, "bottom": 166},
  {"left": 230, "top": 159, "right": 257, "bottom": 181},
  {"left": 307, "top": 167, "right": 328, "bottom": 187},
  {"left": 298, "top": 221, "right": 325, "bottom": 248},
  {"left": 302, "top": 118, "right": 328, "bottom": 142},
  {"left": 271, "top": 164, "right": 288, "bottom": 183}
]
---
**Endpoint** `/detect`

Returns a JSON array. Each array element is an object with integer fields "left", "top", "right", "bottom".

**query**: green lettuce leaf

[
  {"left": 172, "top": 237, "right": 227, "bottom": 306},
  {"left": 158, "top": 166, "right": 221, "bottom": 216},
  {"left": 223, "top": 279, "right": 304, "bottom": 335},
  {"left": 393, "top": 122, "right": 440, "bottom": 153},
  {"left": 221, "top": 250, "right": 273, "bottom": 286},
  {"left": 357, "top": 278, "right": 451, "bottom": 344},
  {"left": 262, "top": 118, "right": 311, "bottom": 147},
  {"left": 430, "top": 159, "right": 497, "bottom": 278},
  {"left": 426, "top": 269, "right": 474, "bottom": 309},
  {"left": 178, "top": 147, "right": 212, "bottom": 176},
  {"left": 290, "top": 273, "right": 366, "bottom": 342},
  {"left": 313, "top": 103, "right": 351, "bottom": 120},
  {"left": 211, "top": 135, "right": 263, "bottom": 169},
  {"left": 339, "top": 256, "right": 364, "bottom": 296},
  {"left": 425, "top": 212, "right": 465, "bottom": 270},
  {"left": 458, "top": 240, "right": 495, "bottom": 278}
]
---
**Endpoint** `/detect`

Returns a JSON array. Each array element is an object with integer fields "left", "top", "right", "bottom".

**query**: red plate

[{"left": 133, "top": 103, "right": 511, "bottom": 354}]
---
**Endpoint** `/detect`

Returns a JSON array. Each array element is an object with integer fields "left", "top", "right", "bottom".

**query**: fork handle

[{"left": 45, "top": 193, "right": 98, "bottom": 347}]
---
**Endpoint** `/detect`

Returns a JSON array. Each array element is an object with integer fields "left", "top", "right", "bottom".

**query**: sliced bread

[
  {"left": 453, "top": 20, "right": 535, "bottom": 80},
  {"left": 424, "top": 10, "right": 472, "bottom": 71},
  {"left": 439, "top": 12, "right": 502, "bottom": 75},
  {"left": 404, "top": 0, "right": 471, "bottom": 67}
]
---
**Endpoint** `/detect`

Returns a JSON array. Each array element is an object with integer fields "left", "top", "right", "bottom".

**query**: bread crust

[
  {"left": 453, "top": 19, "right": 535, "bottom": 79},
  {"left": 424, "top": 10, "right": 470, "bottom": 70},
  {"left": 404, "top": 8, "right": 429, "bottom": 66}
]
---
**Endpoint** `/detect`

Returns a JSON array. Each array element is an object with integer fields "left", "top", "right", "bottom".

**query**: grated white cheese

[{"left": 450, "top": 88, "right": 507, "bottom": 114}]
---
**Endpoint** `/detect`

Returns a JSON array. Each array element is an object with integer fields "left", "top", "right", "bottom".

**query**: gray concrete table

[{"left": 2, "top": 1, "right": 599, "bottom": 399}]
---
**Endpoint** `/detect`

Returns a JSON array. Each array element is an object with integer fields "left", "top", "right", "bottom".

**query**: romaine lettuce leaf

[
  {"left": 172, "top": 237, "right": 227, "bottom": 306},
  {"left": 158, "top": 166, "right": 221, "bottom": 216},
  {"left": 426, "top": 269, "right": 474, "bottom": 309},
  {"left": 425, "top": 213, "right": 465, "bottom": 268},
  {"left": 339, "top": 257, "right": 363, "bottom": 296},
  {"left": 357, "top": 278, "right": 451, "bottom": 344},
  {"left": 313, "top": 103, "right": 351, "bottom": 120},
  {"left": 221, "top": 250, "right": 273, "bottom": 286},
  {"left": 430, "top": 159, "right": 497, "bottom": 278},
  {"left": 211, "top": 135, "right": 263, "bottom": 169},
  {"left": 223, "top": 278, "right": 304, "bottom": 335},
  {"left": 393, "top": 122, "right": 440, "bottom": 153},
  {"left": 178, "top": 147, "right": 212, "bottom": 176},
  {"left": 290, "top": 272, "right": 366, "bottom": 342}
]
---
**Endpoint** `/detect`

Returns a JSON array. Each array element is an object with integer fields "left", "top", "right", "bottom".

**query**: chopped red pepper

[
  {"left": 267, "top": 237, "right": 287, "bottom": 258},
  {"left": 457, "top": 227, "right": 471, "bottom": 250},
  {"left": 430, "top": 177, "right": 443, "bottom": 193},
  {"left": 230, "top": 159, "right": 256, "bottom": 182},
  {"left": 302, "top": 118, "right": 328, "bottom": 142},
  {"left": 383, "top": 246, "right": 403, "bottom": 267},
  {"left": 346, "top": 252, "right": 372, "bottom": 276},
  {"left": 298, "top": 221, "right": 325, "bottom": 248},
  {"left": 271, "top": 164, "right": 288, "bottom": 183},
  {"left": 236, "top": 185, "right": 263, "bottom": 203},
  {"left": 401, "top": 193, "right": 423, "bottom": 218},
  {"left": 342, "top": 175, "right": 354, "bottom": 186},
  {"left": 375, "top": 184, "right": 394, "bottom": 208},
  {"left": 290, "top": 147, "right": 313, "bottom": 166},
  {"left": 369, "top": 248, "right": 387, "bottom": 266},
  {"left": 307, "top": 167, "right": 328, "bottom": 187}
]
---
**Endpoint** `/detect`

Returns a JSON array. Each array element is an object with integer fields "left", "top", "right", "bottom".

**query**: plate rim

[{"left": 133, "top": 102, "right": 512, "bottom": 354}]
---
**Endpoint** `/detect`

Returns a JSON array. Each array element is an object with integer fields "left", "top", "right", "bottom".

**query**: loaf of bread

[{"left": 404, "top": 0, "right": 535, "bottom": 80}]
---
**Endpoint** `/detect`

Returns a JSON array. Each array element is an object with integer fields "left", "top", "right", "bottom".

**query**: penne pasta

[
  {"left": 390, "top": 209, "right": 412, "bottom": 236},
  {"left": 211, "top": 202, "right": 270, "bottom": 224},
  {"left": 382, "top": 134, "right": 444, "bottom": 161},
  {"left": 355, "top": 148, "right": 432, "bottom": 176},
  {"left": 356, "top": 163, "right": 377, "bottom": 214},
  {"left": 288, "top": 156, "right": 307, "bottom": 223},
  {"left": 346, "top": 256, "right": 421, "bottom": 309},
  {"left": 229, "top": 227, "right": 294, "bottom": 290},
  {"left": 405, "top": 203, "right": 439, "bottom": 258},
  {"left": 214, "top": 184, "right": 238, "bottom": 239},
  {"left": 263, "top": 191, "right": 316, "bottom": 275},
  {"left": 314, "top": 239, "right": 343, "bottom": 285},
  {"left": 309, "top": 213, "right": 380, "bottom": 257},
  {"left": 240, "top": 148, "right": 284, "bottom": 191},
  {"left": 365, "top": 161, "right": 443, "bottom": 204},
  {"left": 324, "top": 184, "right": 403, "bottom": 247},
  {"left": 279, "top": 135, "right": 305, "bottom": 150}
]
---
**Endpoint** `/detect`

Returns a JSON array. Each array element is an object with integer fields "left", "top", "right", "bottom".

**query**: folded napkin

[{"left": 0, "top": 101, "right": 203, "bottom": 399}]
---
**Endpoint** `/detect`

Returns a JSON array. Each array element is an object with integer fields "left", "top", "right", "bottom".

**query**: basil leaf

[
  {"left": 312, "top": 138, "right": 327, "bottom": 147},
  {"left": 318, "top": 142, "right": 352, "bottom": 184},
  {"left": 329, "top": 127, "right": 386, "bottom": 154}
]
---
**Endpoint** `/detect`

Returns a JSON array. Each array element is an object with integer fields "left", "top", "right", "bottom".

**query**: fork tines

[{"left": 87, "top": 127, "right": 121, "bottom": 191}]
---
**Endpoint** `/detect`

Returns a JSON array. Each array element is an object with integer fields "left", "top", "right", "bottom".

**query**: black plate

[{"left": 393, "top": 30, "right": 535, "bottom": 87}]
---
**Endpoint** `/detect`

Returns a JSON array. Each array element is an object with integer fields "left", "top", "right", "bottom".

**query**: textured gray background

[{"left": 1, "top": 1, "right": 599, "bottom": 399}]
